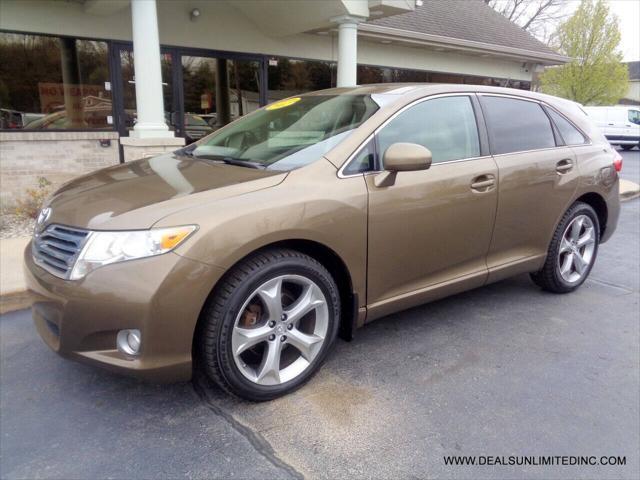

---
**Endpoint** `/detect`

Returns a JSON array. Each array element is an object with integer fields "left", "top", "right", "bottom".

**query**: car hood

[{"left": 42, "top": 152, "right": 287, "bottom": 230}]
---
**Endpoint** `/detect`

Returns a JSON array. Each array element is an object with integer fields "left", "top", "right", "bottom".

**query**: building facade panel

[{"left": 0, "top": 131, "right": 120, "bottom": 204}]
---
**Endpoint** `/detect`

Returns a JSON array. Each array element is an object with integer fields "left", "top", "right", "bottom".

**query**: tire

[
  {"left": 530, "top": 202, "right": 600, "bottom": 293},
  {"left": 621, "top": 145, "right": 633, "bottom": 151},
  {"left": 198, "top": 248, "right": 340, "bottom": 401}
]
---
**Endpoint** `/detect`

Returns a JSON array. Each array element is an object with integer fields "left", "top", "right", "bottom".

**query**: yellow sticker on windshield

[{"left": 266, "top": 97, "right": 301, "bottom": 110}]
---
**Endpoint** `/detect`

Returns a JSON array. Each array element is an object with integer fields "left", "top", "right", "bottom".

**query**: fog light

[{"left": 117, "top": 329, "right": 141, "bottom": 356}]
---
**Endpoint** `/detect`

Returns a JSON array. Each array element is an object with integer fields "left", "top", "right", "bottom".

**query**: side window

[
  {"left": 343, "top": 139, "right": 375, "bottom": 175},
  {"left": 378, "top": 96, "right": 480, "bottom": 165},
  {"left": 546, "top": 108, "right": 587, "bottom": 145},
  {"left": 629, "top": 109, "right": 640, "bottom": 125},
  {"left": 481, "top": 96, "right": 555, "bottom": 154}
]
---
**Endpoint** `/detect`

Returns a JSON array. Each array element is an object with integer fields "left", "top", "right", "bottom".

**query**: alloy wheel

[
  {"left": 557, "top": 214, "right": 597, "bottom": 283},
  {"left": 231, "top": 274, "right": 329, "bottom": 386}
]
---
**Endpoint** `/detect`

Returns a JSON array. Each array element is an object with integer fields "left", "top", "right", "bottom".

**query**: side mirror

[
  {"left": 383, "top": 143, "right": 432, "bottom": 172},
  {"left": 374, "top": 143, "right": 432, "bottom": 187}
]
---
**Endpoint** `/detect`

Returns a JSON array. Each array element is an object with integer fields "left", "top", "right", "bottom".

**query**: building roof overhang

[{"left": 357, "top": 23, "right": 570, "bottom": 65}]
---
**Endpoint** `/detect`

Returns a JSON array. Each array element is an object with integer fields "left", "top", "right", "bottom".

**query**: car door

[
  {"left": 364, "top": 94, "right": 499, "bottom": 320},
  {"left": 603, "top": 108, "right": 616, "bottom": 137},
  {"left": 478, "top": 94, "right": 580, "bottom": 282}
]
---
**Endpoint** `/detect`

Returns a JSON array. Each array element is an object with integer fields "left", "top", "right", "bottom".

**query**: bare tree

[{"left": 484, "top": 0, "right": 570, "bottom": 44}]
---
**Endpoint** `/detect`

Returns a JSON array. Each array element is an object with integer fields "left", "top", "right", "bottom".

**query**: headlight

[{"left": 70, "top": 225, "right": 197, "bottom": 280}]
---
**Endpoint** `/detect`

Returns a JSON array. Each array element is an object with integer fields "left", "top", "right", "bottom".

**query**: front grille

[{"left": 32, "top": 224, "right": 90, "bottom": 279}]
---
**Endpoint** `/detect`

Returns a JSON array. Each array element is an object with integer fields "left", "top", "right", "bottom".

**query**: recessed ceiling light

[
  {"left": 434, "top": 47, "right": 446, "bottom": 52},
  {"left": 370, "top": 10, "right": 384, "bottom": 17},
  {"left": 316, "top": 31, "right": 329, "bottom": 35}
]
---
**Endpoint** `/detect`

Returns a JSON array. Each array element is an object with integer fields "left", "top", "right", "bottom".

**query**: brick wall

[{"left": 0, "top": 131, "right": 120, "bottom": 208}]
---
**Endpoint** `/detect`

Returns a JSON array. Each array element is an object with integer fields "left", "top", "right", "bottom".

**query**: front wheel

[
  {"left": 530, "top": 202, "right": 600, "bottom": 293},
  {"left": 198, "top": 249, "right": 340, "bottom": 401}
]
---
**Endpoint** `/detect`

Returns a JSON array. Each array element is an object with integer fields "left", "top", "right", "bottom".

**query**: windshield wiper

[
  {"left": 176, "top": 145, "right": 196, "bottom": 157},
  {"left": 193, "top": 153, "right": 265, "bottom": 169}
]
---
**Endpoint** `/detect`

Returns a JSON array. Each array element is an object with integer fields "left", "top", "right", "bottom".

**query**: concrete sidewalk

[
  {"left": 0, "top": 236, "right": 31, "bottom": 314},
  {"left": 621, "top": 179, "right": 640, "bottom": 201},
  {"left": 1, "top": 180, "right": 638, "bottom": 314}
]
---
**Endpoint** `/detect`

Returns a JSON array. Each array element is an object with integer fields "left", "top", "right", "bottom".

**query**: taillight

[{"left": 613, "top": 149, "right": 623, "bottom": 172}]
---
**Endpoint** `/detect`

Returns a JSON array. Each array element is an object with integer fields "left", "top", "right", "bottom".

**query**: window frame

[
  {"left": 0, "top": 30, "right": 116, "bottom": 133},
  {"left": 338, "top": 93, "right": 489, "bottom": 178},
  {"left": 478, "top": 93, "right": 557, "bottom": 155},
  {"left": 0, "top": 29, "right": 270, "bottom": 135},
  {"left": 542, "top": 104, "right": 589, "bottom": 146},
  {"left": 477, "top": 93, "right": 592, "bottom": 156}
]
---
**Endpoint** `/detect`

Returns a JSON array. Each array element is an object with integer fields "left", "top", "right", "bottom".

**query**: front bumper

[{"left": 24, "top": 243, "right": 225, "bottom": 382}]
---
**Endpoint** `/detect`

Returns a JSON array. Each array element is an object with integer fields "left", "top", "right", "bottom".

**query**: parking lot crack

[
  {"left": 192, "top": 376, "right": 304, "bottom": 480},
  {"left": 589, "top": 276, "right": 636, "bottom": 293}
]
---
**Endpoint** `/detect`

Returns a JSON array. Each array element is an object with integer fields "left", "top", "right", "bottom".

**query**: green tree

[{"left": 540, "top": 0, "right": 628, "bottom": 105}]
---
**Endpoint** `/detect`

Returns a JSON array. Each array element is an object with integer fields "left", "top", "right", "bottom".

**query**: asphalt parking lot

[
  {"left": 1, "top": 151, "right": 639, "bottom": 480},
  {"left": 619, "top": 147, "right": 639, "bottom": 184}
]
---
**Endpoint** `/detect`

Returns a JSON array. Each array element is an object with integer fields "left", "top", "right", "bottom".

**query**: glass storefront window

[
  {"left": 181, "top": 56, "right": 261, "bottom": 143},
  {"left": 267, "top": 58, "right": 335, "bottom": 102},
  {"left": 0, "top": 32, "right": 531, "bottom": 134},
  {"left": 118, "top": 49, "right": 174, "bottom": 133},
  {"left": 357, "top": 64, "right": 531, "bottom": 91},
  {"left": 0, "top": 33, "right": 112, "bottom": 130}
]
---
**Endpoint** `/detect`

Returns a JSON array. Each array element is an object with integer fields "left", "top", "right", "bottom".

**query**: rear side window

[
  {"left": 377, "top": 96, "right": 480, "bottom": 164},
  {"left": 546, "top": 108, "right": 587, "bottom": 145},
  {"left": 481, "top": 96, "right": 555, "bottom": 155}
]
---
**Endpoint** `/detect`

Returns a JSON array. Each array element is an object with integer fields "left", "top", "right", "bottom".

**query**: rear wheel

[
  {"left": 530, "top": 202, "right": 599, "bottom": 293},
  {"left": 199, "top": 249, "right": 340, "bottom": 401}
]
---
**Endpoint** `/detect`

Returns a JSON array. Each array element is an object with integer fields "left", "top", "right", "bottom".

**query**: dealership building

[{"left": 0, "top": 0, "right": 567, "bottom": 204}]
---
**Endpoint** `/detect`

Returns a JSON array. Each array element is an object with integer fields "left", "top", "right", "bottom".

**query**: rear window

[
  {"left": 546, "top": 108, "right": 586, "bottom": 145},
  {"left": 481, "top": 96, "right": 556, "bottom": 155}
]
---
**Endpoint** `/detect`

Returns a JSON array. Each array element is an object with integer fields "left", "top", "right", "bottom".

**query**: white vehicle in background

[{"left": 584, "top": 106, "right": 640, "bottom": 150}]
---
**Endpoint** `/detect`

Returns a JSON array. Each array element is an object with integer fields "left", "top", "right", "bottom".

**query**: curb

[
  {"left": 621, "top": 191, "right": 640, "bottom": 202},
  {"left": 0, "top": 291, "right": 33, "bottom": 315},
  {"left": 619, "top": 179, "right": 640, "bottom": 202}
]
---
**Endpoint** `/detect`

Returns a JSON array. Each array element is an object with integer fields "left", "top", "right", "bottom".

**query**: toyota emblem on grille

[{"left": 37, "top": 207, "right": 51, "bottom": 228}]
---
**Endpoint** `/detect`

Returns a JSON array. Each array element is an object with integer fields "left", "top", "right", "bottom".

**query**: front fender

[{"left": 158, "top": 159, "right": 369, "bottom": 303}]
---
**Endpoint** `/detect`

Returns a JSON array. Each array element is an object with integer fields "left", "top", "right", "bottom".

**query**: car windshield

[
  {"left": 629, "top": 109, "right": 640, "bottom": 125},
  {"left": 190, "top": 94, "right": 379, "bottom": 170}
]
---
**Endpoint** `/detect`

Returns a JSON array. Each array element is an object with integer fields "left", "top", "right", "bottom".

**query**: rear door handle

[
  {"left": 556, "top": 159, "right": 574, "bottom": 174},
  {"left": 470, "top": 174, "right": 495, "bottom": 192}
]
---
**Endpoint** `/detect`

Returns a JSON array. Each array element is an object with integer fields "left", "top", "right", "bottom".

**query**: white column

[
  {"left": 332, "top": 15, "right": 364, "bottom": 88},
  {"left": 130, "top": 0, "right": 171, "bottom": 138}
]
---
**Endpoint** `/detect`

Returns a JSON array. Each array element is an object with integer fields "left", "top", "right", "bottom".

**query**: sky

[{"left": 607, "top": 0, "right": 640, "bottom": 61}]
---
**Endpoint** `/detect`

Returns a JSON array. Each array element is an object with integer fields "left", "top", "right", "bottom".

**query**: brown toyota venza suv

[{"left": 25, "top": 84, "right": 621, "bottom": 400}]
